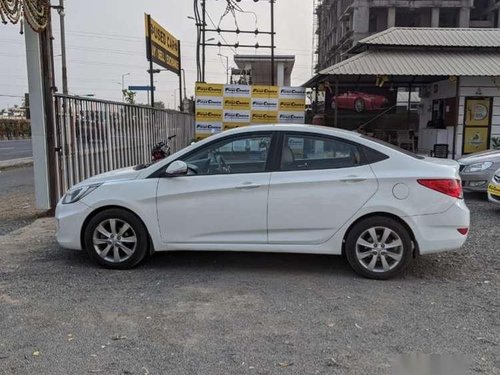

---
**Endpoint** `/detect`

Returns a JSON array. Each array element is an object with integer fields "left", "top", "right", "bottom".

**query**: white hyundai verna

[{"left": 56, "top": 125, "right": 470, "bottom": 279}]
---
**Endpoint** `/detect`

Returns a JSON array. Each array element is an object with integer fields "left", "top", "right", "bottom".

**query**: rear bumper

[
  {"left": 55, "top": 201, "right": 91, "bottom": 250},
  {"left": 408, "top": 199, "right": 470, "bottom": 255}
]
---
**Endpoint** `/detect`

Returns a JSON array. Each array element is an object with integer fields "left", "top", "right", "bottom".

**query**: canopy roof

[
  {"left": 319, "top": 49, "right": 500, "bottom": 77},
  {"left": 304, "top": 28, "right": 500, "bottom": 87},
  {"left": 357, "top": 27, "right": 500, "bottom": 50}
]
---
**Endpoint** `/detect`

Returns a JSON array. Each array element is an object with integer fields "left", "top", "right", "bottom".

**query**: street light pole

[
  {"left": 218, "top": 53, "right": 230, "bottom": 84},
  {"left": 121, "top": 73, "right": 130, "bottom": 102}
]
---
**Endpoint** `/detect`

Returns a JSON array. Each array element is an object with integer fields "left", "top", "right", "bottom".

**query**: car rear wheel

[
  {"left": 354, "top": 98, "right": 365, "bottom": 113},
  {"left": 84, "top": 208, "right": 149, "bottom": 269},
  {"left": 345, "top": 217, "right": 412, "bottom": 279}
]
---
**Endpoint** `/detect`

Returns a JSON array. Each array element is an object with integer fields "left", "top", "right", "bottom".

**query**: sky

[{"left": 0, "top": 0, "right": 314, "bottom": 110}]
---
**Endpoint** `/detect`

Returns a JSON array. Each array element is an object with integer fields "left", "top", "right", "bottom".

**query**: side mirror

[{"left": 165, "top": 160, "right": 188, "bottom": 177}]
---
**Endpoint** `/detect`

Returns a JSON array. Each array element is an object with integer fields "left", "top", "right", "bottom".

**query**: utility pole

[
  {"left": 201, "top": 0, "right": 207, "bottom": 82},
  {"left": 58, "top": 0, "right": 68, "bottom": 95},
  {"left": 271, "top": 0, "right": 275, "bottom": 86}
]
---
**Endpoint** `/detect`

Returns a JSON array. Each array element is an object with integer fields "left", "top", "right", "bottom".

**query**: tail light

[{"left": 417, "top": 179, "right": 463, "bottom": 199}]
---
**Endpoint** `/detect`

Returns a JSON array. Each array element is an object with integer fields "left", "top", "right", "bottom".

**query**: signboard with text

[
  {"left": 195, "top": 83, "right": 306, "bottom": 140},
  {"left": 145, "top": 14, "right": 180, "bottom": 75}
]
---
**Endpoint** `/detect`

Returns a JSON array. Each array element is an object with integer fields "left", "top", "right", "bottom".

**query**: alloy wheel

[
  {"left": 92, "top": 218, "right": 137, "bottom": 263},
  {"left": 355, "top": 226, "right": 404, "bottom": 273}
]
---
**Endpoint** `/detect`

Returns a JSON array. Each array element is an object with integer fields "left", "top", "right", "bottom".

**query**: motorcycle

[{"left": 151, "top": 134, "right": 176, "bottom": 161}]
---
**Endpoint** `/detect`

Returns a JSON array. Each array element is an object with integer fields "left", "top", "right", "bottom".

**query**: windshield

[{"left": 361, "top": 135, "right": 424, "bottom": 160}]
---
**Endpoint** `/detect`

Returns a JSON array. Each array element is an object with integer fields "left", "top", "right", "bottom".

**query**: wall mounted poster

[
  {"left": 195, "top": 83, "right": 306, "bottom": 140},
  {"left": 463, "top": 97, "right": 492, "bottom": 154}
]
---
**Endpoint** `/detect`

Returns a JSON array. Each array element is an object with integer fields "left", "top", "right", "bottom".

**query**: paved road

[
  {"left": 0, "top": 165, "right": 34, "bottom": 197},
  {"left": 0, "top": 194, "right": 498, "bottom": 375},
  {"left": 0, "top": 139, "right": 32, "bottom": 161}
]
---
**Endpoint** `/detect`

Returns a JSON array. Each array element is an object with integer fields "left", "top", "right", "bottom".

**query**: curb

[{"left": 0, "top": 157, "right": 34, "bottom": 170}]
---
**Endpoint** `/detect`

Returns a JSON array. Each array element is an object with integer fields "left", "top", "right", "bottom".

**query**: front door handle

[
  {"left": 235, "top": 182, "right": 261, "bottom": 190},
  {"left": 341, "top": 176, "right": 367, "bottom": 183}
]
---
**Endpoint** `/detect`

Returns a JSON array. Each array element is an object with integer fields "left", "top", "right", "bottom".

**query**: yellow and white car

[{"left": 487, "top": 168, "right": 500, "bottom": 204}]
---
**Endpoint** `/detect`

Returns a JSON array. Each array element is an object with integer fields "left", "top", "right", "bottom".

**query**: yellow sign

[
  {"left": 223, "top": 122, "right": 249, "bottom": 130},
  {"left": 196, "top": 109, "right": 223, "bottom": 122},
  {"left": 195, "top": 83, "right": 224, "bottom": 97},
  {"left": 279, "top": 99, "right": 306, "bottom": 112},
  {"left": 145, "top": 14, "right": 179, "bottom": 58},
  {"left": 251, "top": 111, "right": 278, "bottom": 124},
  {"left": 463, "top": 127, "right": 489, "bottom": 154},
  {"left": 252, "top": 86, "right": 279, "bottom": 99},
  {"left": 465, "top": 98, "right": 491, "bottom": 127},
  {"left": 151, "top": 44, "right": 180, "bottom": 72},
  {"left": 196, "top": 133, "right": 212, "bottom": 141},
  {"left": 145, "top": 14, "right": 180, "bottom": 74},
  {"left": 224, "top": 98, "right": 251, "bottom": 110}
]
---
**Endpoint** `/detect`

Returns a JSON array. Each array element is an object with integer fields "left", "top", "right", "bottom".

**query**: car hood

[
  {"left": 458, "top": 149, "right": 500, "bottom": 164},
  {"left": 73, "top": 166, "right": 142, "bottom": 188}
]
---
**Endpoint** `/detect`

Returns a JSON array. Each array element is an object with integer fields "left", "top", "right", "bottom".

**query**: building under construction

[{"left": 315, "top": 0, "right": 500, "bottom": 71}]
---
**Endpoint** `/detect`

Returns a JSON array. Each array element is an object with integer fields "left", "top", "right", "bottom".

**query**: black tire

[
  {"left": 345, "top": 216, "right": 412, "bottom": 280},
  {"left": 84, "top": 208, "right": 149, "bottom": 269},
  {"left": 354, "top": 98, "right": 365, "bottom": 113}
]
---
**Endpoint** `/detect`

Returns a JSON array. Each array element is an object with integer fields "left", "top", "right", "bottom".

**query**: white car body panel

[
  {"left": 55, "top": 124, "right": 469, "bottom": 259},
  {"left": 268, "top": 165, "right": 378, "bottom": 244},
  {"left": 157, "top": 172, "right": 271, "bottom": 244}
]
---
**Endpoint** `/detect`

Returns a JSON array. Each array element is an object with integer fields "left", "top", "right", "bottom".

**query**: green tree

[
  {"left": 122, "top": 90, "right": 137, "bottom": 104},
  {"left": 492, "top": 137, "right": 500, "bottom": 150}
]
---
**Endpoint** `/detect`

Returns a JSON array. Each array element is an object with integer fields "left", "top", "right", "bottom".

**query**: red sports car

[{"left": 331, "top": 91, "right": 390, "bottom": 113}]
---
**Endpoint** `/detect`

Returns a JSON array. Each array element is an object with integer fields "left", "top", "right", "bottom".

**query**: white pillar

[
  {"left": 277, "top": 62, "right": 285, "bottom": 87},
  {"left": 431, "top": 8, "right": 440, "bottom": 27},
  {"left": 459, "top": 7, "right": 470, "bottom": 27},
  {"left": 25, "top": 26, "right": 50, "bottom": 209},
  {"left": 353, "top": 6, "right": 370, "bottom": 34},
  {"left": 387, "top": 8, "right": 396, "bottom": 28}
]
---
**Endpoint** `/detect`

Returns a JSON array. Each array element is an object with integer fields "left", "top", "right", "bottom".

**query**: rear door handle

[{"left": 235, "top": 182, "right": 261, "bottom": 190}]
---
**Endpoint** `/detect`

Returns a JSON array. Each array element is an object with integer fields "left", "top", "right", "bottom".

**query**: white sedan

[{"left": 56, "top": 125, "right": 470, "bottom": 279}]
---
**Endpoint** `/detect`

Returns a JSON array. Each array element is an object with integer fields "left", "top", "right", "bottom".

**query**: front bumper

[
  {"left": 460, "top": 170, "right": 495, "bottom": 192},
  {"left": 407, "top": 199, "right": 470, "bottom": 255},
  {"left": 487, "top": 182, "right": 500, "bottom": 205},
  {"left": 55, "top": 201, "right": 92, "bottom": 250}
]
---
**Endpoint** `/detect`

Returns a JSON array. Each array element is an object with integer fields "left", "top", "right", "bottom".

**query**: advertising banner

[{"left": 195, "top": 83, "right": 306, "bottom": 140}]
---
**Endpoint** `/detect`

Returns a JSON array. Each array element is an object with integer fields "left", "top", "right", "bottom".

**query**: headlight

[
  {"left": 62, "top": 183, "right": 102, "bottom": 204},
  {"left": 462, "top": 161, "right": 493, "bottom": 173}
]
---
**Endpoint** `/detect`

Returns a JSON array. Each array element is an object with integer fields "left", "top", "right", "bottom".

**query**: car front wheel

[
  {"left": 345, "top": 217, "right": 413, "bottom": 279},
  {"left": 354, "top": 98, "right": 365, "bottom": 112},
  {"left": 84, "top": 208, "right": 149, "bottom": 269}
]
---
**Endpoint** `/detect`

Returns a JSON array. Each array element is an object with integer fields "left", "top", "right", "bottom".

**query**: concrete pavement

[
  {"left": 0, "top": 166, "right": 41, "bottom": 236},
  {"left": 0, "top": 139, "right": 32, "bottom": 161}
]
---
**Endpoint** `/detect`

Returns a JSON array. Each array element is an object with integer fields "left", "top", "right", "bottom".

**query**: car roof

[{"left": 219, "top": 124, "right": 362, "bottom": 138}]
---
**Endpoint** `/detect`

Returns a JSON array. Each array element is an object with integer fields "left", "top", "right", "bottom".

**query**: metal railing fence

[{"left": 54, "top": 94, "right": 194, "bottom": 198}]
